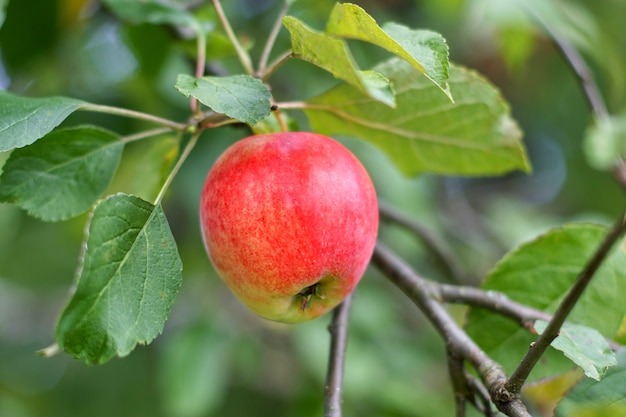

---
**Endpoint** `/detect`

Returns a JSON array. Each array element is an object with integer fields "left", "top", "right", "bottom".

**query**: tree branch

[
  {"left": 523, "top": 4, "right": 608, "bottom": 120},
  {"left": 324, "top": 294, "right": 353, "bottom": 417},
  {"left": 379, "top": 201, "right": 468, "bottom": 283},
  {"left": 371, "top": 243, "right": 530, "bottom": 416},
  {"left": 505, "top": 210, "right": 626, "bottom": 393},
  {"left": 212, "top": 0, "right": 253, "bottom": 75},
  {"left": 437, "top": 284, "right": 552, "bottom": 328},
  {"left": 257, "top": 0, "right": 290, "bottom": 76},
  {"left": 448, "top": 350, "right": 471, "bottom": 417}
]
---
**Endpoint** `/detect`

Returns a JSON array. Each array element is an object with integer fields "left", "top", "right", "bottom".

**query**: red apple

[{"left": 199, "top": 132, "right": 378, "bottom": 323}]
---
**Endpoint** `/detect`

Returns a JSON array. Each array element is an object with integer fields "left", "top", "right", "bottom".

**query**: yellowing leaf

[
  {"left": 283, "top": 16, "right": 395, "bottom": 107},
  {"left": 326, "top": 3, "right": 452, "bottom": 101}
]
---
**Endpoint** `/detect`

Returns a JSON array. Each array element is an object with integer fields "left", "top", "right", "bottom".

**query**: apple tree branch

[
  {"left": 324, "top": 293, "right": 353, "bottom": 417},
  {"left": 371, "top": 243, "right": 531, "bottom": 416},
  {"left": 505, "top": 209, "right": 626, "bottom": 393}
]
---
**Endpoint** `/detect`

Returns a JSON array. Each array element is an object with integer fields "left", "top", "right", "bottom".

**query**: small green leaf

[
  {"left": 283, "top": 16, "right": 395, "bottom": 107},
  {"left": 326, "top": 3, "right": 452, "bottom": 101},
  {"left": 535, "top": 320, "right": 617, "bottom": 380},
  {"left": 465, "top": 223, "right": 626, "bottom": 381},
  {"left": 0, "top": 126, "right": 123, "bottom": 221},
  {"left": 175, "top": 74, "right": 272, "bottom": 125},
  {"left": 305, "top": 58, "right": 529, "bottom": 176},
  {"left": 101, "top": 0, "right": 203, "bottom": 34},
  {"left": 55, "top": 193, "right": 183, "bottom": 364},
  {"left": 0, "top": 91, "right": 86, "bottom": 152},
  {"left": 556, "top": 349, "right": 626, "bottom": 417},
  {"left": 584, "top": 114, "right": 626, "bottom": 170}
]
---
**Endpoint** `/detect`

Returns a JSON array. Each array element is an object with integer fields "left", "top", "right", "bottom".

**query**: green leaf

[
  {"left": 283, "top": 16, "right": 395, "bottom": 107},
  {"left": 175, "top": 74, "right": 272, "bottom": 125},
  {"left": 535, "top": 320, "right": 617, "bottom": 380},
  {"left": 0, "top": 91, "right": 86, "bottom": 152},
  {"left": 326, "top": 3, "right": 452, "bottom": 101},
  {"left": 556, "top": 349, "right": 626, "bottom": 417},
  {"left": 465, "top": 223, "right": 626, "bottom": 381},
  {"left": 55, "top": 193, "right": 183, "bottom": 364},
  {"left": 305, "top": 58, "right": 530, "bottom": 176},
  {"left": 101, "top": 0, "right": 203, "bottom": 34},
  {"left": 584, "top": 114, "right": 626, "bottom": 170},
  {"left": 0, "top": 126, "right": 123, "bottom": 221}
]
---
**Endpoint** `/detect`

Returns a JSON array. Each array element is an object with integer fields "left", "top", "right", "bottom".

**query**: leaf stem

[
  {"left": 261, "top": 49, "right": 294, "bottom": 82},
  {"left": 81, "top": 104, "right": 187, "bottom": 131},
  {"left": 505, "top": 209, "right": 626, "bottom": 393},
  {"left": 120, "top": 127, "right": 175, "bottom": 145},
  {"left": 212, "top": 0, "right": 254, "bottom": 75},
  {"left": 154, "top": 131, "right": 200, "bottom": 206},
  {"left": 324, "top": 294, "right": 353, "bottom": 417},
  {"left": 258, "top": 1, "right": 291, "bottom": 76},
  {"left": 191, "top": 28, "right": 208, "bottom": 115}
]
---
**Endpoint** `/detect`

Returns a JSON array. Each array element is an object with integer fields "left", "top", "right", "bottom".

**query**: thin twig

[
  {"left": 379, "top": 201, "right": 468, "bottom": 283},
  {"left": 371, "top": 243, "right": 531, "bottom": 416},
  {"left": 324, "top": 294, "right": 353, "bottom": 417},
  {"left": 258, "top": 1, "right": 291, "bottom": 76},
  {"left": 465, "top": 373, "right": 497, "bottom": 417},
  {"left": 212, "top": 0, "right": 254, "bottom": 75},
  {"left": 119, "top": 127, "right": 175, "bottom": 145},
  {"left": 190, "top": 27, "right": 207, "bottom": 115},
  {"left": 81, "top": 104, "right": 187, "bottom": 131},
  {"left": 261, "top": 49, "right": 294, "bottom": 82},
  {"left": 438, "top": 284, "right": 552, "bottom": 327},
  {"left": 448, "top": 350, "right": 469, "bottom": 417},
  {"left": 505, "top": 210, "right": 626, "bottom": 393},
  {"left": 154, "top": 131, "right": 199, "bottom": 205},
  {"left": 522, "top": 2, "right": 626, "bottom": 191},
  {"left": 522, "top": 3, "right": 608, "bottom": 120}
]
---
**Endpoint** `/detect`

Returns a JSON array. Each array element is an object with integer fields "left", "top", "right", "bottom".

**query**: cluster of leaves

[
  {"left": 0, "top": 0, "right": 527, "bottom": 364},
  {"left": 0, "top": 0, "right": 625, "bottom": 415}
]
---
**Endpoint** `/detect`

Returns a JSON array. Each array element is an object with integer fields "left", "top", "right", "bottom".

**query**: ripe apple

[{"left": 199, "top": 132, "right": 378, "bottom": 323}]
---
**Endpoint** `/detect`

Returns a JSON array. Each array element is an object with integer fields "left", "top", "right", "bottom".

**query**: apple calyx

[{"left": 298, "top": 282, "right": 327, "bottom": 311}]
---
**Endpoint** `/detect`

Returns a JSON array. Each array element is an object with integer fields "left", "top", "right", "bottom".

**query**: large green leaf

[
  {"left": 283, "top": 16, "right": 395, "bottom": 107},
  {"left": 305, "top": 58, "right": 529, "bottom": 176},
  {"left": 555, "top": 349, "right": 626, "bottom": 417},
  {"left": 0, "top": 91, "right": 86, "bottom": 152},
  {"left": 56, "top": 193, "right": 183, "bottom": 364},
  {"left": 326, "top": 3, "right": 451, "bottom": 101},
  {"left": 0, "top": 126, "right": 123, "bottom": 221},
  {"left": 465, "top": 223, "right": 626, "bottom": 381},
  {"left": 175, "top": 74, "right": 272, "bottom": 125}
]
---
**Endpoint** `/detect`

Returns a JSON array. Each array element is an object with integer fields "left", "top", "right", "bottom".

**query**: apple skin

[{"left": 199, "top": 132, "right": 378, "bottom": 323}]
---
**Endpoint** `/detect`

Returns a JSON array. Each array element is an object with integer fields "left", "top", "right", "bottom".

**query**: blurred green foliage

[{"left": 0, "top": 0, "right": 625, "bottom": 416}]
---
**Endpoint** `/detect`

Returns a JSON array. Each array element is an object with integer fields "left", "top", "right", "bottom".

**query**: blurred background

[{"left": 1, "top": 0, "right": 625, "bottom": 416}]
